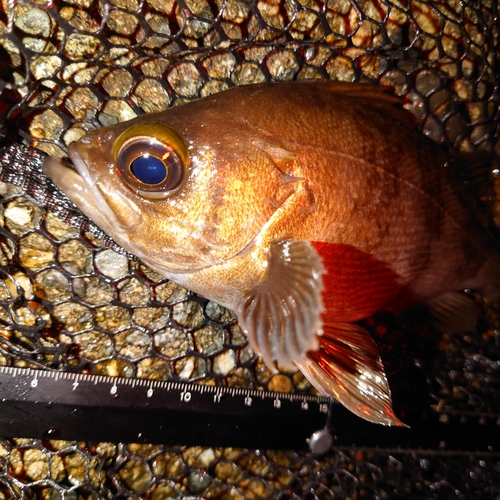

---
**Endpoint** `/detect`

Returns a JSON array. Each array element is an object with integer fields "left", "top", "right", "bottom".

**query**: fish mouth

[{"left": 43, "top": 144, "right": 137, "bottom": 235}]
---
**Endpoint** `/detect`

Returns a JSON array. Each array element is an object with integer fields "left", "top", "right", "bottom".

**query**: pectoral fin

[
  {"left": 234, "top": 240, "right": 325, "bottom": 372},
  {"left": 234, "top": 239, "right": 404, "bottom": 427},
  {"left": 296, "top": 323, "right": 407, "bottom": 427}
]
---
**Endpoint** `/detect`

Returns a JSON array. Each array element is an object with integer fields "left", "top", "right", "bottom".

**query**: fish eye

[{"left": 113, "top": 123, "right": 189, "bottom": 199}]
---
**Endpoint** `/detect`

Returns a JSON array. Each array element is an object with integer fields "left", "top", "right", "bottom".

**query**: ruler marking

[{"left": 0, "top": 366, "right": 497, "bottom": 449}]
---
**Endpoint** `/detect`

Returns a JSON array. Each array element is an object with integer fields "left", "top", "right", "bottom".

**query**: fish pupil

[{"left": 130, "top": 155, "right": 167, "bottom": 185}]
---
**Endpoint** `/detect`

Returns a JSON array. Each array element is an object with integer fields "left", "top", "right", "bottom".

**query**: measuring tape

[{"left": 0, "top": 366, "right": 498, "bottom": 454}]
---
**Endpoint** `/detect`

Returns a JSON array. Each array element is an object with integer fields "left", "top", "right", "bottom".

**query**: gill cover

[{"left": 113, "top": 123, "right": 189, "bottom": 199}]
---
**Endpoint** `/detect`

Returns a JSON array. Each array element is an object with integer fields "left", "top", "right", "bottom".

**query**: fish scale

[{"left": 44, "top": 81, "right": 500, "bottom": 428}]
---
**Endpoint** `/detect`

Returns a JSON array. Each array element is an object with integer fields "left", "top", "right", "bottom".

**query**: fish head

[{"left": 44, "top": 102, "right": 299, "bottom": 276}]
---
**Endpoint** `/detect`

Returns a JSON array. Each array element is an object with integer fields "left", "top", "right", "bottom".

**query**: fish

[{"left": 43, "top": 81, "right": 500, "bottom": 427}]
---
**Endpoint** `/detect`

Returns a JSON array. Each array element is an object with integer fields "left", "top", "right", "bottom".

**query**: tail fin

[{"left": 296, "top": 322, "right": 407, "bottom": 427}]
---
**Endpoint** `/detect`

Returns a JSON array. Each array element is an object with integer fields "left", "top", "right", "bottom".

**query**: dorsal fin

[
  {"left": 307, "top": 81, "right": 418, "bottom": 130},
  {"left": 318, "top": 81, "right": 396, "bottom": 99}
]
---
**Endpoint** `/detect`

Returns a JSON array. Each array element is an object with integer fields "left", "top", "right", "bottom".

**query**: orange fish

[{"left": 44, "top": 81, "right": 500, "bottom": 426}]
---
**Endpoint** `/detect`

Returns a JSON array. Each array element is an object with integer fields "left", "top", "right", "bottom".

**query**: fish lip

[
  {"left": 69, "top": 144, "right": 134, "bottom": 233},
  {"left": 43, "top": 143, "right": 135, "bottom": 234},
  {"left": 68, "top": 143, "right": 97, "bottom": 188}
]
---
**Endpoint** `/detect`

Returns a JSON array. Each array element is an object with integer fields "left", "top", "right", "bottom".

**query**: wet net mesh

[{"left": 0, "top": 0, "right": 498, "bottom": 497}]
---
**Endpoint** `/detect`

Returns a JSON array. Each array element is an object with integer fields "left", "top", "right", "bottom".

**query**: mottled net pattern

[{"left": 0, "top": 0, "right": 499, "bottom": 497}]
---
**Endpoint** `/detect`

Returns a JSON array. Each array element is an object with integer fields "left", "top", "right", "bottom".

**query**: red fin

[
  {"left": 311, "top": 242, "right": 405, "bottom": 322},
  {"left": 296, "top": 323, "right": 407, "bottom": 427}
]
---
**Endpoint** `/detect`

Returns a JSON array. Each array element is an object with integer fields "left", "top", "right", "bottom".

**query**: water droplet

[{"left": 43, "top": 428, "right": 61, "bottom": 439}]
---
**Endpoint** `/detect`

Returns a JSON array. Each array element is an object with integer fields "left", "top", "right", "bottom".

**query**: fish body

[{"left": 44, "top": 81, "right": 500, "bottom": 426}]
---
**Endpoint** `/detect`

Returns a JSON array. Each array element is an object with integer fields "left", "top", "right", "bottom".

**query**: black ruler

[{"left": 0, "top": 366, "right": 498, "bottom": 454}]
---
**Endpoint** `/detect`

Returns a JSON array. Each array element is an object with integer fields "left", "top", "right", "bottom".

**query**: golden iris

[{"left": 113, "top": 123, "right": 189, "bottom": 199}]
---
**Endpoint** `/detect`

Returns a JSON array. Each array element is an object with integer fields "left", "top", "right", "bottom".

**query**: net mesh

[{"left": 0, "top": 0, "right": 499, "bottom": 497}]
